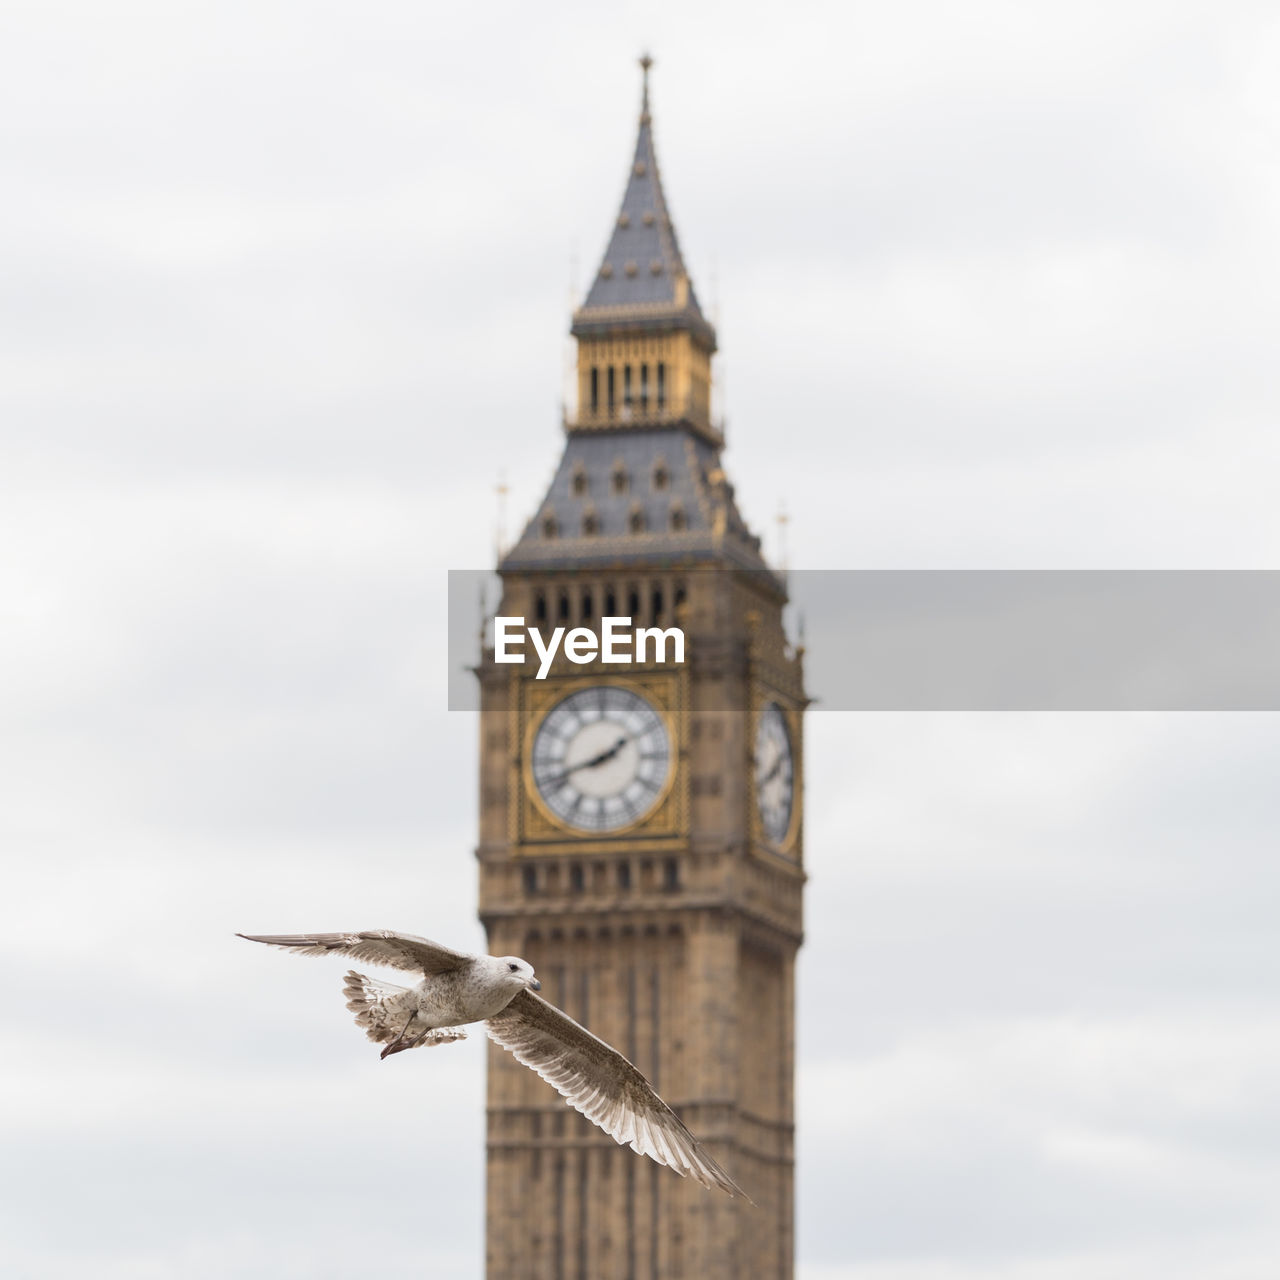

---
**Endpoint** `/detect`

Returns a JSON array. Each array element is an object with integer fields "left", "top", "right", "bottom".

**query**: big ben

[{"left": 477, "top": 58, "right": 806, "bottom": 1279}]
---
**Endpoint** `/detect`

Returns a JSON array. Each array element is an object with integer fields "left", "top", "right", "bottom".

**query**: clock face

[
  {"left": 755, "top": 701, "right": 794, "bottom": 846},
  {"left": 530, "top": 686, "right": 672, "bottom": 832}
]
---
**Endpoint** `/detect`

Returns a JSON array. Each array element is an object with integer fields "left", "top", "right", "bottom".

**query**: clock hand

[
  {"left": 573, "top": 734, "right": 630, "bottom": 773},
  {"left": 758, "top": 754, "right": 785, "bottom": 786},
  {"left": 541, "top": 735, "right": 630, "bottom": 788}
]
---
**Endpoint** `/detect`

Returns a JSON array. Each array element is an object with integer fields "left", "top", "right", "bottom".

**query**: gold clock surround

[
  {"left": 515, "top": 670, "right": 686, "bottom": 849},
  {"left": 750, "top": 686, "right": 803, "bottom": 858}
]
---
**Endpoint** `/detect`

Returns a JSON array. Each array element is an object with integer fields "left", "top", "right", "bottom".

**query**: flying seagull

[{"left": 237, "top": 929, "right": 748, "bottom": 1199}]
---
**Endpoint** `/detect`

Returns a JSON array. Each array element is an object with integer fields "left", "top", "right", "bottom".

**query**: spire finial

[{"left": 639, "top": 52, "right": 653, "bottom": 120}]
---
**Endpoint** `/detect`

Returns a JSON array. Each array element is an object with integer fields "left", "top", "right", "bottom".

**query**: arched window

[
  {"left": 535, "top": 591, "right": 548, "bottom": 622},
  {"left": 629, "top": 505, "right": 645, "bottom": 534},
  {"left": 640, "top": 363, "right": 649, "bottom": 410},
  {"left": 581, "top": 589, "right": 594, "bottom": 620},
  {"left": 652, "top": 460, "right": 669, "bottom": 491},
  {"left": 582, "top": 511, "right": 600, "bottom": 536},
  {"left": 669, "top": 504, "right": 686, "bottom": 532},
  {"left": 611, "top": 464, "right": 628, "bottom": 495},
  {"left": 541, "top": 514, "right": 558, "bottom": 539},
  {"left": 607, "top": 366, "right": 616, "bottom": 411},
  {"left": 558, "top": 592, "right": 570, "bottom": 622},
  {"left": 657, "top": 362, "right": 666, "bottom": 408},
  {"left": 571, "top": 465, "right": 588, "bottom": 497},
  {"left": 590, "top": 366, "right": 599, "bottom": 413}
]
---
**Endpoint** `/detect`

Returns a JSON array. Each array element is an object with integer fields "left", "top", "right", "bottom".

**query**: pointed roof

[
  {"left": 572, "top": 56, "right": 715, "bottom": 349},
  {"left": 499, "top": 426, "right": 770, "bottom": 573}
]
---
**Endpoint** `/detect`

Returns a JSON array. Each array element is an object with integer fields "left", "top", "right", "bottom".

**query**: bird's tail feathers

[
  {"left": 342, "top": 970, "right": 467, "bottom": 1049},
  {"left": 343, "top": 969, "right": 409, "bottom": 1045}
]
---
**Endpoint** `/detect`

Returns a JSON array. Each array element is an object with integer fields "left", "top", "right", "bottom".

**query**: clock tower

[{"left": 477, "top": 59, "right": 806, "bottom": 1279}]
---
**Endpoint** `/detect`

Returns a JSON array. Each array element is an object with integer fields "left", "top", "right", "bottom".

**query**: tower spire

[
  {"left": 502, "top": 61, "right": 769, "bottom": 574},
  {"left": 639, "top": 51, "right": 652, "bottom": 121},
  {"left": 569, "top": 55, "right": 718, "bottom": 445},
  {"left": 572, "top": 54, "right": 711, "bottom": 343}
]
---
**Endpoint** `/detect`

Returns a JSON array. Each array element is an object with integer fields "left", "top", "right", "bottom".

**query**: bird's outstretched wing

[
  {"left": 237, "top": 930, "right": 473, "bottom": 976},
  {"left": 484, "top": 989, "right": 749, "bottom": 1200}
]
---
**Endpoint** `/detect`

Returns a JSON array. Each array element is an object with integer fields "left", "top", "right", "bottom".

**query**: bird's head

[{"left": 494, "top": 955, "right": 541, "bottom": 993}]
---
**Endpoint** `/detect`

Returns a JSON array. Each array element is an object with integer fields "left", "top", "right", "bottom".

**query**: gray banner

[{"left": 448, "top": 570, "right": 1280, "bottom": 711}]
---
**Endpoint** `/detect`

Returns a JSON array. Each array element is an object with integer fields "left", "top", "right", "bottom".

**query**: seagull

[{"left": 237, "top": 928, "right": 748, "bottom": 1199}]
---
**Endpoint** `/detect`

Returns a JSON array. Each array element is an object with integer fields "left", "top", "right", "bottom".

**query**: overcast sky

[{"left": 3, "top": 2, "right": 1279, "bottom": 1277}]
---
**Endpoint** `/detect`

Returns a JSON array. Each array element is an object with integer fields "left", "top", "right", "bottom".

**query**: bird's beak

[{"left": 527, "top": 977, "right": 542, "bottom": 992}]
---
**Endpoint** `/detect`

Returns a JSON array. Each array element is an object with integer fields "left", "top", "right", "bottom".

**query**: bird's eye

[{"left": 508, "top": 963, "right": 518, "bottom": 972}]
